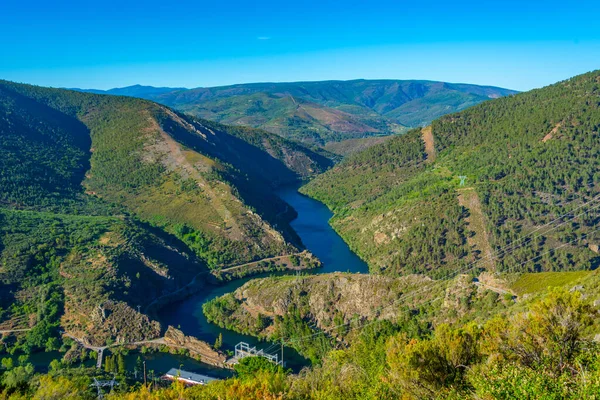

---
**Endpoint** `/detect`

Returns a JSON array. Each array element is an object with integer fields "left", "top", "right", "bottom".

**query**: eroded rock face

[
  {"left": 164, "top": 326, "right": 226, "bottom": 367},
  {"left": 229, "top": 273, "right": 433, "bottom": 335},
  {"left": 62, "top": 300, "right": 161, "bottom": 347}
]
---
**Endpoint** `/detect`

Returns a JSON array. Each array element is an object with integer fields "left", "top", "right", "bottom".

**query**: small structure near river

[
  {"left": 226, "top": 342, "right": 282, "bottom": 366},
  {"left": 163, "top": 368, "right": 219, "bottom": 386}
]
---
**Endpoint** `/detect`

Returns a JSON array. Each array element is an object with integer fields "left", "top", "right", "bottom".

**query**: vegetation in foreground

[{"left": 1, "top": 287, "right": 598, "bottom": 399}]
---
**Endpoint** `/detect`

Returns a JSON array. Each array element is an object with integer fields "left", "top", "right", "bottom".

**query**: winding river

[
  {"left": 156, "top": 185, "right": 369, "bottom": 372},
  {"left": 16, "top": 186, "right": 369, "bottom": 377}
]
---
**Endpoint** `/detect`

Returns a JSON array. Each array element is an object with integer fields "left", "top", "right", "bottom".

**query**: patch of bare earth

[
  {"left": 457, "top": 188, "right": 495, "bottom": 270},
  {"left": 422, "top": 126, "right": 436, "bottom": 163},
  {"left": 542, "top": 122, "right": 562, "bottom": 143}
]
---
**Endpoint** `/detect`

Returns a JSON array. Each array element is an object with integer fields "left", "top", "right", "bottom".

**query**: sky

[{"left": 2, "top": 0, "right": 600, "bottom": 91}]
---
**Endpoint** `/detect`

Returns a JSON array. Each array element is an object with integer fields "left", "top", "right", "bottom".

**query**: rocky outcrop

[
  {"left": 62, "top": 300, "right": 161, "bottom": 347},
  {"left": 164, "top": 326, "right": 226, "bottom": 367},
  {"left": 227, "top": 273, "right": 433, "bottom": 335}
]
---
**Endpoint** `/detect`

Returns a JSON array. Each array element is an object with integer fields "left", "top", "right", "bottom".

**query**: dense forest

[{"left": 302, "top": 70, "right": 600, "bottom": 278}]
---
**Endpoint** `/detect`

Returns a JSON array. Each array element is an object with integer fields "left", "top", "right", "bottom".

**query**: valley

[
  {"left": 157, "top": 185, "right": 370, "bottom": 372},
  {"left": 1, "top": 71, "right": 599, "bottom": 399}
]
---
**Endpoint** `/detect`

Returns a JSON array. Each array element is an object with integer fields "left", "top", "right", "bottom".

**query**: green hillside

[
  {"left": 302, "top": 71, "right": 600, "bottom": 277},
  {"left": 83, "top": 80, "right": 517, "bottom": 145},
  {"left": 0, "top": 80, "right": 330, "bottom": 347}
]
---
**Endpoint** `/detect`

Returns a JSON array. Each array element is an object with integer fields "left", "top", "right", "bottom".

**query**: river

[
  {"left": 16, "top": 186, "right": 368, "bottom": 377},
  {"left": 156, "top": 185, "right": 369, "bottom": 372}
]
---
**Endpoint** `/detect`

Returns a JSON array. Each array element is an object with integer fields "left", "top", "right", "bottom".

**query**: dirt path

[
  {"left": 457, "top": 188, "right": 495, "bottom": 270},
  {"left": 473, "top": 281, "right": 514, "bottom": 297},
  {"left": 542, "top": 122, "right": 562, "bottom": 143},
  {"left": 0, "top": 328, "right": 31, "bottom": 334},
  {"left": 421, "top": 126, "right": 436, "bottom": 163}
]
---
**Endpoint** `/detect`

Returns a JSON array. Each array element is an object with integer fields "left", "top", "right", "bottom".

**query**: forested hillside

[
  {"left": 0, "top": 80, "right": 330, "bottom": 347},
  {"left": 81, "top": 80, "right": 517, "bottom": 145},
  {"left": 302, "top": 71, "right": 600, "bottom": 277}
]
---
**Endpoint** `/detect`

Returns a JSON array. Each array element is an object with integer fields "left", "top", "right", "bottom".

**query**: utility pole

[
  {"left": 143, "top": 361, "right": 147, "bottom": 387},
  {"left": 280, "top": 339, "right": 284, "bottom": 367}
]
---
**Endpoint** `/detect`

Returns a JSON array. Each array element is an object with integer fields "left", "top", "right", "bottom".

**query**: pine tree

[
  {"left": 214, "top": 333, "right": 223, "bottom": 350},
  {"left": 104, "top": 356, "right": 112, "bottom": 373},
  {"left": 117, "top": 354, "right": 126, "bottom": 374}
]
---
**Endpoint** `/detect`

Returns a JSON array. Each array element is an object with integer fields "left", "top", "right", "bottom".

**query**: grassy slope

[{"left": 302, "top": 71, "right": 600, "bottom": 277}]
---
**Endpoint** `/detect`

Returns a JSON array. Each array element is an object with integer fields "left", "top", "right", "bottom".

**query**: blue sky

[{"left": 2, "top": 0, "right": 600, "bottom": 91}]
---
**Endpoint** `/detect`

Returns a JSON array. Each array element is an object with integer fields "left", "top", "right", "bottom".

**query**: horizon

[
  {"left": 69, "top": 77, "right": 526, "bottom": 92},
  {"left": 3, "top": 0, "right": 600, "bottom": 91}
]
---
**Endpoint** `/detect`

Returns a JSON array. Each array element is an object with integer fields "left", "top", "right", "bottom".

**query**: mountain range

[{"left": 76, "top": 80, "right": 518, "bottom": 145}]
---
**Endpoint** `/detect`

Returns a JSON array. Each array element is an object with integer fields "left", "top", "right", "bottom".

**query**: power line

[
  {"left": 282, "top": 197, "right": 600, "bottom": 346},
  {"left": 287, "top": 226, "right": 598, "bottom": 346}
]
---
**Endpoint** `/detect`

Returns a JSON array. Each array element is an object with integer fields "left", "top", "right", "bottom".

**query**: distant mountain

[
  {"left": 0, "top": 80, "right": 331, "bottom": 345},
  {"left": 301, "top": 70, "right": 600, "bottom": 277},
  {"left": 74, "top": 84, "right": 186, "bottom": 98},
  {"left": 78, "top": 80, "right": 518, "bottom": 145}
]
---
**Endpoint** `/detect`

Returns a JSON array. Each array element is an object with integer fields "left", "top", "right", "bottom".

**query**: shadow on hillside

[
  {"left": 0, "top": 86, "right": 92, "bottom": 200},
  {"left": 109, "top": 219, "right": 214, "bottom": 311},
  {"left": 155, "top": 109, "right": 307, "bottom": 248}
]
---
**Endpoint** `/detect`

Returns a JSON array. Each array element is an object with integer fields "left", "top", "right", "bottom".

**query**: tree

[
  {"left": 45, "top": 337, "right": 60, "bottom": 352},
  {"left": 491, "top": 288, "right": 593, "bottom": 376},
  {"left": 134, "top": 356, "right": 143, "bottom": 379},
  {"left": 31, "top": 376, "right": 87, "bottom": 399},
  {"left": 17, "top": 354, "right": 29, "bottom": 366},
  {"left": 234, "top": 356, "right": 284, "bottom": 380},
  {"left": 104, "top": 355, "right": 114, "bottom": 373},
  {"left": 1, "top": 357, "right": 14, "bottom": 370},
  {"left": 49, "top": 359, "right": 61, "bottom": 372},
  {"left": 117, "top": 354, "right": 126, "bottom": 374},
  {"left": 214, "top": 333, "right": 223, "bottom": 350},
  {"left": 2, "top": 364, "right": 34, "bottom": 389}
]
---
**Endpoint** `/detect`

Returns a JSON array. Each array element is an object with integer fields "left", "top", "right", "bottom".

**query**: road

[
  {"left": 217, "top": 252, "right": 304, "bottom": 274},
  {"left": 473, "top": 280, "right": 516, "bottom": 298},
  {"left": 63, "top": 333, "right": 168, "bottom": 369}
]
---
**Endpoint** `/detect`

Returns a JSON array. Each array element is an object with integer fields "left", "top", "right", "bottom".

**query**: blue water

[
  {"left": 158, "top": 185, "right": 369, "bottom": 372},
  {"left": 276, "top": 186, "right": 369, "bottom": 274}
]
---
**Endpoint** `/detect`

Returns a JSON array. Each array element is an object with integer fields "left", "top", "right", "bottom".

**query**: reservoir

[{"left": 276, "top": 186, "right": 369, "bottom": 275}]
